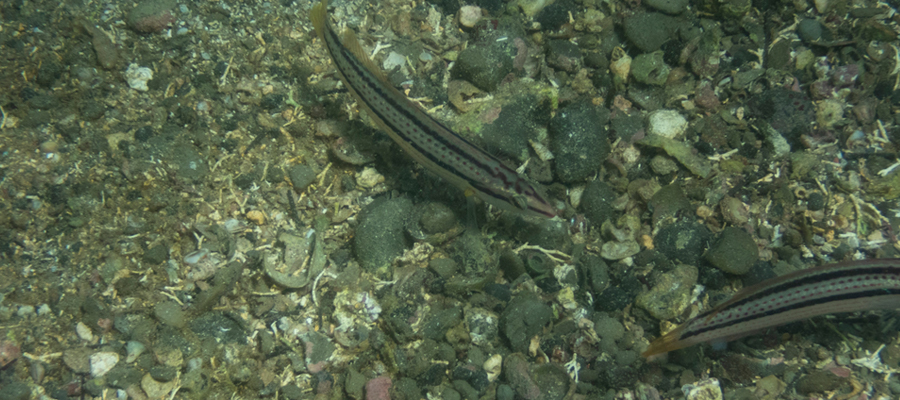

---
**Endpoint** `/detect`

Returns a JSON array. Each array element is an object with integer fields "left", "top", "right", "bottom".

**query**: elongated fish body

[
  {"left": 310, "top": 0, "right": 558, "bottom": 218},
  {"left": 643, "top": 258, "right": 900, "bottom": 357}
]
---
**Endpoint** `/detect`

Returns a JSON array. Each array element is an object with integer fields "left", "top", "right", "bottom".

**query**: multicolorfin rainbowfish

[
  {"left": 643, "top": 258, "right": 900, "bottom": 357},
  {"left": 309, "top": 0, "right": 558, "bottom": 219}
]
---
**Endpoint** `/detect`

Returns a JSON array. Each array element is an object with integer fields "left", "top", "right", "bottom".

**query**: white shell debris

[
  {"left": 483, "top": 354, "right": 502, "bottom": 382},
  {"left": 90, "top": 351, "right": 119, "bottom": 377},
  {"left": 125, "top": 64, "right": 153, "bottom": 92},
  {"left": 75, "top": 322, "right": 94, "bottom": 343},
  {"left": 682, "top": 378, "right": 722, "bottom": 400}
]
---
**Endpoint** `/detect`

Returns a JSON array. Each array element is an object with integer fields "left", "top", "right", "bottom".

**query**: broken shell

[
  {"left": 484, "top": 354, "right": 502, "bottom": 382},
  {"left": 610, "top": 47, "right": 631, "bottom": 82},
  {"left": 76, "top": 322, "right": 94, "bottom": 343}
]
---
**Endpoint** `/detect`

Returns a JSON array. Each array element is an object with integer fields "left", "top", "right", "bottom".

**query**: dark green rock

[
  {"left": 289, "top": 164, "right": 316, "bottom": 190},
  {"left": 654, "top": 220, "right": 712, "bottom": 265},
  {"left": 796, "top": 370, "right": 845, "bottom": 395},
  {"left": 631, "top": 51, "right": 670, "bottom": 85},
  {"left": 705, "top": 227, "right": 758, "bottom": 275},
  {"left": 354, "top": 197, "right": 413, "bottom": 274},
  {"left": 143, "top": 243, "right": 169, "bottom": 264},
  {"left": 0, "top": 381, "right": 31, "bottom": 400},
  {"left": 419, "top": 202, "right": 457, "bottom": 234},
  {"left": 451, "top": 44, "right": 513, "bottom": 92},
  {"left": 580, "top": 180, "right": 617, "bottom": 226},
  {"left": 622, "top": 13, "right": 683, "bottom": 52},
  {"left": 501, "top": 295, "right": 552, "bottom": 353},
  {"left": 150, "top": 365, "right": 177, "bottom": 382},
  {"left": 479, "top": 94, "right": 551, "bottom": 161},
  {"left": 645, "top": 0, "right": 689, "bottom": 14},
  {"left": 807, "top": 192, "right": 825, "bottom": 211},
  {"left": 189, "top": 312, "right": 245, "bottom": 344},
  {"left": 549, "top": 100, "right": 610, "bottom": 182},
  {"left": 153, "top": 301, "right": 186, "bottom": 329}
]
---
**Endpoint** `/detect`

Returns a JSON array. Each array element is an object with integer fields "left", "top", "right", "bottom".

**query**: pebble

[
  {"left": 125, "top": 341, "right": 146, "bottom": 363},
  {"left": 16, "top": 305, "right": 35, "bottom": 318},
  {"left": 682, "top": 378, "right": 722, "bottom": 400},
  {"left": 549, "top": 101, "right": 611, "bottom": 182},
  {"left": 500, "top": 295, "right": 552, "bottom": 353},
  {"left": 355, "top": 167, "right": 385, "bottom": 188},
  {"left": 644, "top": 0, "right": 689, "bottom": 14},
  {"left": 704, "top": 227, "right": 758, "bottom": 275},
  {"left": 141, "top": 373, "right": 178, "bottom": 398},
  {"left": 458, "top": 5, "right": 482, "bottom": 28},
  {"left": 719, "top": 196, "right": 750, "bottom": 225},
  {"left": 451, "top": 44, "right": 513, "bottom": 92},
  {"left": 580, "top": 181, "right": 617, "bottom": 226},
  {"left": 466, "top": 308, "right": 500, "bottom": 346},
  {"left": 648, "top": 109, "right": 688, "bottom": 139},
  {"left": 517, "top": 0, "right": 554, "bottom": 17},
  {"left": 289, "top": 164, "right": 317, "bottom": 190},
  {"left": 636, "top": 264, "right": 698, "bottom": 320},
  {"left": 600, "top": 240, "right": 640, "bottom": 260},
  {"left": 654, "top": 220, "right": 712, "bottom": 265},
  {"left": 90, "top": 351, "right": 119, "bottom": 377},
  {"left": 365, "top": 376, "right": 392, "bottom": 400},
  {"left": 631, "top": 51, "right": 670, "bottom": 85},
  {"left": 63, "top": 348, "right": 92, "bottom": 374},
  {"left": 650, "top": 155, "right": 678, "bottom": 175},
  {"left": 503, "top": 353, "right": 541, "bottom": 400},
  {"left": 354, "top": 198, "right": 412, "bottom": 273}
]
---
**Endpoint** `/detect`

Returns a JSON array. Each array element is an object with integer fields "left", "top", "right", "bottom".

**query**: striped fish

[
  {"left": 643, "top": 258, "right": 900, "bottom": 357},
  {"left": 310, "top": 0, "right": 558, "bottom": 218}
]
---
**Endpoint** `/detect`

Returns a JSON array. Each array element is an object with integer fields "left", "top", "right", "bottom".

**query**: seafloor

[{"left": 1, "top": 0, "right": 899, "bottom": 399}]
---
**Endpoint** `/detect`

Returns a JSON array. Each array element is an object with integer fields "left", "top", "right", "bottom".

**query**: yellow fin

[
  {"left": 339, "top": 24, "right": 393, "bottom": 88},
  {"left": 310, "top": 0, "right": 327, "bottom": 40}
]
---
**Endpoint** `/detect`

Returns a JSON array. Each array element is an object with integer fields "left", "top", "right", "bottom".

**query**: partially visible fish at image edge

[
  {"left": 309, "top": 0, "right": 558, "bottom": 219},
  {"left": 643, "top": 258, "right": 900, "bottom": 357}
]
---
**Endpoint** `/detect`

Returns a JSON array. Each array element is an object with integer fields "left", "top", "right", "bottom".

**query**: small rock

[
  {"left": 796, "top": 370, "right": 845, "bottom": 395},
  {"left": 704, "top": 227, "right": 758, "bottom": 275},
  {"left": 125, "top": 341, "right": 146, "bottom": 363},
  {"left": 355, "top": 167, "right": 385, "bottom": 188},
  {"left": 636, "top": 264, "right": 698, "bottom": 320},
  {"left": 63, "top": 347, "right": 92, "bottom": 374},
  {"left": 600, "top": 240, "right": 640, "bottom": 260},
  {"left": 90, "top": 351, "right": 120, "bottom": 377},
  {"left": 289, "top": 164, "right": 317, "bottom": 191},
  {"left": 354, "top": 198, "right": 413, "bottom": 273},
  {"left": 365, "top": 376, "right": 392, "bottom": 400},
  {"left": 549, "top": 100, "right": 611, "bottom": 182},
  {"left": 128, "top": 0, "right": 177, "bottom": 33},
  {"left": 648, "top": 109, "right": 688, "bottom": 139},
  {"left": 650, "top": 155, "right": 678, "bottom": 175},
  {"left": 503, "top": 353, "right": 541, "bottom": 400},
  {"left": 654, "top": 220, "right": 712, "bottom": 265},
  {"left": 458, "top": 6, "right": 482, "bottom": 28},
  {"left": 645, "top": 0, "right": 689, "bottom": 14},
  {"left": 0, "top": 340, "right": 21, "bottom": 368},
  {"left": 719, "top": 196, "right": 750, "bottom": 225},
  {"left": 682, "top": 378, "right": 722, "bottom": 400},
  {"left": 142, "top": 372, "right": 178, "bottom": 398},
  {"left": 500, "top": 295, "right": 552, "bottom": 353}
]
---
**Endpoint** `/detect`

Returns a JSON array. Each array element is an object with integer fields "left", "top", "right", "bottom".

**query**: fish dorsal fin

[{"left": 340, "top": 26, "right": 394, "bottom": 90}]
